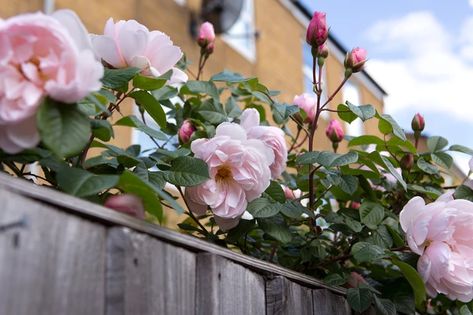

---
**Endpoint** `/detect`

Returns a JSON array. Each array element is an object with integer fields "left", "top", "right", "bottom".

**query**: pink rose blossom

[
  {"left": 400, "top": 195, "right": 473, "bottom": 301},
  {"left": 104, "top": 194, "right": 145, "bottom": 219},
  {"left": 178, "top": 119, "right": 196, "bottom": 144},
  {"left": 344, "top": 47, "right": 367, "bottom": 73},
  {"left": 293, "top": 93, "right": 317, "bottom": 122},
  {"left": 92, "top": 18, "right": 187, "bottom": 84},
  {"left": 306, "top": 11, "right": 328, "bottom": 47},
  {"left": 239, "top": 108, "right": 287, "bottom": 179},
  {"left": 0, "top": 10, "right": 103, "bottom": 153},
  {"left": 185, "top": 122, "right": 274, "bottom": 230},
  {"left": 197, "top": 22, "right": 215, "bottom": 48},
  {"left": 325, "top": 119, "right": 344, "bottom": 143}
]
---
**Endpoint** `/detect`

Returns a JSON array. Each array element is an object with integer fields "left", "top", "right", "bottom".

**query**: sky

[{"left": 301, "top": 0, "right": 473, "bottom": 173}]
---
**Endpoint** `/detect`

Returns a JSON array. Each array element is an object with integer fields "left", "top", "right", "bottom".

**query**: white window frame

[{"left": 221, "top": 0, "right": 256, "bottom": 62}]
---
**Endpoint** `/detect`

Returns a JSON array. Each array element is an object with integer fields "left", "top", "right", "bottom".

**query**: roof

[{"left": 290, "top": 0, "right": 388, "bottom": 96}]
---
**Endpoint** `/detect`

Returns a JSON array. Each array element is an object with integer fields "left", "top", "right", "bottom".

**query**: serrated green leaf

[
  {"left": 246, "top": 198, "right": 281, "bottom": 218},
  {"left": 129, "top": 90, "right": 167, "bottom": 129},
  {"left": 378, "top": 114, "right": 407, "bottom": 141},
  {"left": 460, "top": 305, "right": 473, "bottom": 315},
  {"left": 359, "top": 202, "right": 385, "bottom": 230},
  {"left": 115, "top": 115, "right": 167, "bottom": 140},
  {"left": 161, "top": 156, "right": 209, "bottom": 186},
  {"left": 345, "top": 101, "right": 376, "bottom": 121},
  {"left": 454, "top": 185, "right": 473, "bottom": 202},
  {"left": 56, "top": 167, "right": 119, "bottom": 197},
  {"left": 374, "top": 296, "right": 396, "bottom": 315},
  {"left": 431, "top": 152, "right": 453, "bottom": 169},
  {"left": 449, "top": 144, "right": 473, "bottom": 155},
  {"left": 348, "top": 135, "right": 385, "bottom": 147},
  {"left": 258, "top": 219, "right": 293, "bottom": 243},
  {"left": 37, "top": 99, "right": 91, "bottom": 158},
  {"left": 133, "top": 74, "right": 167, "bottom": 90},
  {"left": 337, "top": 103, "right": 358, "bottom": 123},
  {"left": 392, "top": 258, "right": 426, "bottom": 310},
  {"left": 347, "top": 287, "right": 373, "bottom": 313},
  {"left": 380, "top": 155, "right": 407, "bottom": 190},
  {"left": 210, "top": 70, "right": 249, "bottom": 83},
  {"left": 351, "top": 242, "right": 385, "bottom": 263},
  {"left": 427, "top": 136, "right": 448, "bottom": 152},
  {"left": 102, "top": 67, "right": 140, "bottom": 89},
  {"left": 265, "top": 181, "right": 286, "bottom": 203},
  {"left": 91, "top": 119, "right": 114, "bottom": 142},
  {"left": 417, "top": 158, "right": 439, "bottom": 175}
]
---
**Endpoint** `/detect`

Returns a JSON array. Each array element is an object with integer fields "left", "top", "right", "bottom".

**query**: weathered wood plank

[
  {"left": 196, "top": 253, "right": 266, "bottom": 315},
  {"left": 313, "top": 289, "right": 351, "bottom": 315},
  {"left": 0, "top": 188, "right": 106, "bottom": 315},
  {"left": 266, "top": 276, "right": 313, "bottom": 315},
  {"left": 0, "top": 173, "right": 345, "bottom": 295},
  {"left": 106, "top": 227, "right": 196, "bottom": 315}
]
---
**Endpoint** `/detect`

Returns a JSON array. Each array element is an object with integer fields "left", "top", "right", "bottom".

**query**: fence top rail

[{"left": 0, "top": 172, "right": 346, "bottom": 295}]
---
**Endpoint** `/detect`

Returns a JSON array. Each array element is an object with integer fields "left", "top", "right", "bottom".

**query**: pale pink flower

[
  {"left": 185, "top": 122, "right": 274, "bottom": 230},
  {"left": 104, "top": 194, "right": 145, "bottom": 219},
  {"left": 178, "top": 119, "right": 195, "bottom": 144},
  {"left": 400, "top": 195, "right": 473, "bottom": 301},
  {"left": 0, "top": 10, "right": 103, "bottom": 153},
  {"left": 293, "top": 93, "right": 317, "bottom": 122},
  {"left": 282, "top": 185, "right": 302, "bottom": 200},
  {"left": 197, "top": 22, "right": 215, "bottom": 48},
  {"left": 344, "top": 47, "right": 367, "bottom": 73},
  {"left": 239, "top": 108, "right": 287, "bottom": 179},
  {"left": 91, "top": 18, "right": 187, "bottom": 84},
  {"left": 325, "top": 119, "right": 344, "bottom": 143},
  {"left": 306, "top": 11, "right": 328, "bottom": 47}
]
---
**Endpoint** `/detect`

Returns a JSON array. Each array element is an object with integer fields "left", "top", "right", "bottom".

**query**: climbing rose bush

[{"left": 2, "top": 9, "right": 473, "bottom": 315}]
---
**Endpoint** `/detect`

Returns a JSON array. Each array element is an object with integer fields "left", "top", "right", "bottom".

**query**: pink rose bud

[
  {"left": 411, "top": 113, "right": 425, "bottom": 132},
  {"left": 293, "top": 93, "right": 317, "bottom": 122},
  {"left": 344, "top": 47, "right": 367, "bottom": 74},
  {"left": 178, "top": 120, "right": 196, "bottom": 144},
  {"left": 325, "top": 119, "right": 344, "bottom": 143},
  {"left": 306, "top": 11, "right": 328, "bottom": 47},
  {"left": 400, "top": 153, "right": 414, "bottom": 170},
  {"left": 197, "top": 21, "right": 216, "bottom": 48},
  {"left": 349, "top": 201, "right": 361, "bottom": 209},
  {"left": 104, "top": 194, "right": 145, "bottom": 219},
  {"left": 282, "top": 185, "right": 302, "bottom": 200},
  {"left": 347, "top": 272, "right": 367, "bottom": 288},
  {"left": 316, "top": 44, "right": 329, "bottom": 58}
]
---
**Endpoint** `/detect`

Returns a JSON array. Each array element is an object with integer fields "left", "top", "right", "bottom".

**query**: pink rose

[
  {"left": 325, "top": 119, "right": 344, "bottom": 143},
  {"left": 240, "top": 108, "right": 287, "bottom": 179},
  {"left": 344, "top": 47, "right": 367, "bottom": 73},
  {"left": 197, "top": 22, "right": 215, "bottom": 48},
  {"left": 185, "top": 122, "right": 274, "bottom": 230},
  {"left": 104, "top": 194, "right": 145, "bottom": 219},
  {"left": 282, "top": 185, "right": 302, "bottom": 200},
  {"left": 400, "top": 195, "right": 473, "bottom": 301},
  {"left": 91, "top": 18, "right": 187, "bottom": 84},
  {"left": 0, "top": 10, "right": 103, "bottom": 153},
  {"left": 306, "top": 11, "right": 328, "bottom": 47},
  {"left": 178, "top": 119, "right": 196, "bottom": 144},
  {"left": 293, "top": 93, "right": 317, "bottom": 122}
]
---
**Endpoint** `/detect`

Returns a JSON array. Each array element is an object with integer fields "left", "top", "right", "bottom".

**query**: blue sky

[{"left": 301, "top": 0, "right": 473, "bottom": 172}]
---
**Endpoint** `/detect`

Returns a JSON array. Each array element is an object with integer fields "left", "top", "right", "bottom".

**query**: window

[
  {"left": 222, "top": 0, "right": 256, "bottom": 62},
  {"left": 302, "top": 44, "right": 329, "bottom": 120},
  {"left": 342, "top": 81, "right": 364, "bottom": 137}
]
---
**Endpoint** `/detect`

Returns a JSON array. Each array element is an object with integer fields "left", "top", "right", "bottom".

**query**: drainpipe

[{"left": 43, "top": 0, "right": 55, "bottom": 14}]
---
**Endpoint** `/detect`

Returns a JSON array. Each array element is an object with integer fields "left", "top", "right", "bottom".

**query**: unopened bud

[
  {"left": 344, "top": 47, "right": 367, "bottom": 73},
  {"left": 400, "top": 153, "right": 414, "bottom": 170},
  {"left": 411, "top": 113, "right": 425, "bottom": 132}
]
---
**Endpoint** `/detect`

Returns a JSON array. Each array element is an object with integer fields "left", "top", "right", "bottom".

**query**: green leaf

[
  {"left": 246, "top": 198, "right": 281, "bottom": 218},
  {"left": 161, "top": 156, "right": 209, "bottom": 186},
  {"left": 265, "top": 181, "right": 286, "bottom": 203},
  {"left": 351, "top": 242, "right": 385, "bottom": 263},
  {"left": 427, "top": 136, "right": 448, "bottom": 152},
  {"left": 258, "top": 219, "right": 293, "bottom": 243},
  {"left": 348, "top": 135, "right": 385, "bottom": 147},
  {"left": 391, "top": 258, "right": 426, "bottom": 310},
  {"left": 129, "top": 90, "right": 167, "bottom": 128},
  {"left": 37, "top": 99, "right": 91, "bottom": 158},
  {"left": 182, "top": 80, "right": 219, "bottom": 100},
  {"left": 296, "top": 151, "right": 323, "bottom": 165},
  {"left": 102, "top": 67, "right": 140, "bottom": 89},
  {"left": 115, "top": 115, "right": 168, "bottom": 140},
  {"left": 347, "top": 287, "right": 373, "bottom": 313},
  {"left": 133, "top": 75, "right": 167, "bottom": 91},
  {"left": 337, "top": 104, "right": 357, "bottom": 123},
  {"left": 378, "top": 114, "right": 407, "bottom": 141},
  {"left": 380, "top": 155, "right": 407, "bottom": 190},
  {"left": 339, "top": 175, "right": 359, "bottom": 194},
  {"left": 431, "top": 152, "right": 453, "bottom": 169},
  {"left": 56, "top": 167, "right": 119, "bottom": 197},
  {"left": 374, "top": 296, "right": 396, "bottom": 315},
  {"left": 332, "top": 151, "right": 359, "bottom": 167},
  {"left": 449, "top": 144, "right": 473, "bottom": 155},
  {"left": 280, "top": 201, "right": 313, "bottom": 219},
  {"left": 324, "top": 274, "right": 347, "bottom": 286},
  {"left": 454, "top": 185, "right": 473, "bottom": 202},
  {"left": 417, "top": 158, "right": 439, "bottom": 175},
  {"left": 296, "top": 151, "right": 358, "bottom": 168},
  {"left": 91, "top": 119, "right": 114, "bottom": 142},
  {"left": 210, "top": 70, "right": 249, "bottom": 83},
  {"left": 369, "top": 225, "right": 393, "bottom": 248},
  {"left": 359, "top": 202, "right": 385, "bottom": 230},
  {"left": 460, "top": 305, "right": 473, "bottom": 315},
  {"left": 345, "top": 101, "right": 376, "bottom": 121},
  {"left": 343, "top": 215, "right": 363, "bottom": 233}
]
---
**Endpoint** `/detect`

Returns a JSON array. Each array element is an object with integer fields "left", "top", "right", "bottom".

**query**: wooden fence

[{"left": 0, "top": 173, "right": 363, "bottom": 315}]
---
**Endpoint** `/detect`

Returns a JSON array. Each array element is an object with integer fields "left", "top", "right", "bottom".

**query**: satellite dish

[{"left": 200, "top": 0, "right": 244, "bottom": 34}]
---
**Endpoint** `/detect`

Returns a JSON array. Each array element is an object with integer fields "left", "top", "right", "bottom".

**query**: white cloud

[
  {"left": 365, "top": 12, "right": 473, "bottom": 122},
  {"left": 470, "top": 0, "right": 473, "bottom": 8}
]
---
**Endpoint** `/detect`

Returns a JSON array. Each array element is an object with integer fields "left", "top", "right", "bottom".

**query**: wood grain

[
  {"left": 106, "top": 227, "right": 196, "bottom": 315},
  {"left": 0, "top": 188, "right": 106, "bottom": 315},
  {"left": 266, "top": 276, "right": 314, "bottom": 315},
  {"left": 313, "top": 289, "right": 351, "bottom": 315},
  {"left": 196, "top": 253, "right": 266, "bottom": 315}
]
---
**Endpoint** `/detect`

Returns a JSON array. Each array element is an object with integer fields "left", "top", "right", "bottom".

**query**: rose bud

[
  {"left": 317, "top": 44, "right": 329, "bottom": 58},
  {"left": 347, "top": 272, "right": 367, "bottom": 288},
  {"left": 306, "top": 11, "right": 328, "bottom": 48},
  {"left": 400, "top": 153, "right": 414, "bottom": 171},
  {"left": 197, "top": 21, "right": 215, "bottom": 49},
  {"left": 325, "top": 119, "right": 344, "bottom": 143},
  {"left": 344, "top": 47, "right": 367, "bottom": 74},
  {"left": 178, "top": 119, "right": 196, "bottom": 144},
  {"left": 104, "top": 194, "right": 145, "bottom": 219},
  {"left": 282, "top": 185, "right": 302, "bottom": 200},
  {"left": 349, "top": 201, "right": 361, "bottom": 209},
  {"left": 411, "top": 113, "right": 425, "bottom": 132}
]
